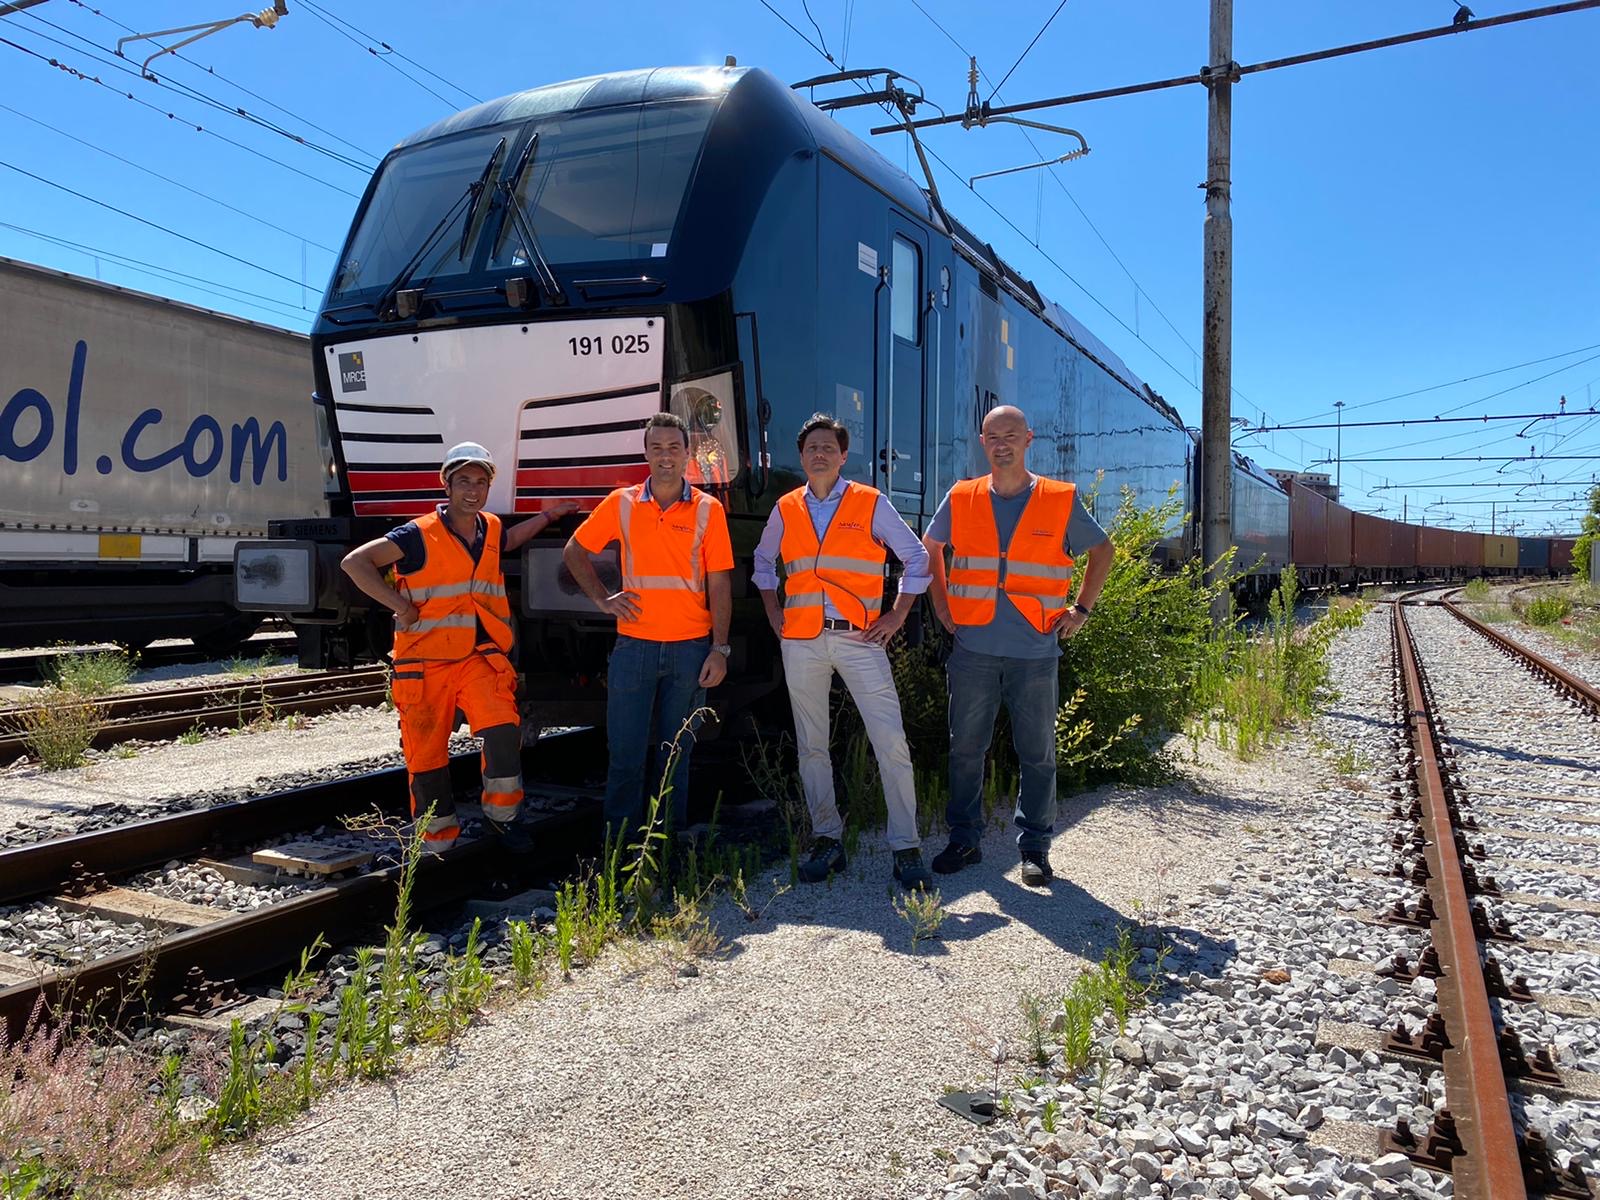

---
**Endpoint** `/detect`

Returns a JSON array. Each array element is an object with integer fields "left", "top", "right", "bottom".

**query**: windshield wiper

[
  {"left": 373, "top": 137, "right": 506, "bottom": 321},
  {"left": 496, "top": 132, "right": 565, "bottom": 306}
]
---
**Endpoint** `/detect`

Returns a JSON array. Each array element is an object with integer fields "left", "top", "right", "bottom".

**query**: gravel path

[{"left": 154, "top": 738, "right": 1293, "bottom": 1200}]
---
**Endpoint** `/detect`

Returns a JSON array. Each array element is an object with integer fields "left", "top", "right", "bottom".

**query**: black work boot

[
  {"left": 893, "top": 848, "right": 934, "bottom": 892},
  {"left": 1019, "top": 850, "right": 1054, "bottom": 887},
  {"left": 798, "top": 836, "right": 847, "bottom": 883},
  {"left": 931, "top": 840, "right": 982, "bottom": 875}
]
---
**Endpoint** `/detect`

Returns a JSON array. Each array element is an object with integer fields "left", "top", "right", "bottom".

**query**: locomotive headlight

[
  {"left": 670, "top": 370, "right": 740, "bottom": 487},
  {"left": 234, "top": 541, "right": 316, "bottom": 611}
]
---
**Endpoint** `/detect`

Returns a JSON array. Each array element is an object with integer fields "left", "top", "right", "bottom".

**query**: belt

[{"left": 821, "top": 618, "right": 858, "bottom": 631}]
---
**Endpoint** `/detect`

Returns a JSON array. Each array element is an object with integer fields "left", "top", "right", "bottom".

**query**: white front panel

[{"left": 327, "top": 317, "right": 664, "bottom": 516}]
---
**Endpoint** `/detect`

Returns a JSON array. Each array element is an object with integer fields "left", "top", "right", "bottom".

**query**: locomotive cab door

[{"left": 878, "top": 217, "right": 928, "bottom": 513}]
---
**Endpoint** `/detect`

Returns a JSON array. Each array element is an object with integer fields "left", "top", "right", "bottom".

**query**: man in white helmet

[{"left": 342, "top": 442, "right": 577, "bottom": 852}]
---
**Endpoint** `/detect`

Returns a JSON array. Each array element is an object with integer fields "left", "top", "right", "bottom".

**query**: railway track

[
  {"left": 1369, "top": 599, "right": 1600, "bottom": 1198},
  {"left": 0, "top": 665, "right": 389, "bottom": 762},
  {"left": 0, "top": 728, "right": 609, "bottom": 1042},
  {"left": 0, "top": 631, "right": 299, "bottom": 687}
]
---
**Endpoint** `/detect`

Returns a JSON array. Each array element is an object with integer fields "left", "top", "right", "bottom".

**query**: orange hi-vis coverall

[{"left": 390, "top": 508, "right": 523, "bottom": 852}]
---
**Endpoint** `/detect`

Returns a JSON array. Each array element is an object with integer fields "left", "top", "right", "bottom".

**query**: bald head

[
  {"left": 979, "top": 404, "right": 1033, "bottom": 477},
  {"left": 981, "top": 405, "right": 1029, "bottom": 436}
]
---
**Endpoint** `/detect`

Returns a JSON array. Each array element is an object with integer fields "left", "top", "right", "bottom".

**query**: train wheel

[{"left": 191, "top": 614, "right": 265, "bottom": 659}]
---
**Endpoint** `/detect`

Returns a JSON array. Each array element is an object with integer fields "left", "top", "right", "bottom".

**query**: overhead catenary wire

[
  {"left": 0, "top": 101, "right": 341, "bottom": 254},
  {"left": 295, "top": 0, "right": 477, "bottom": 109},
  {"left": 1278, "top": 341, "right": 1600, "bottom": 426},
  {"left": 1, "top": 220, "right": 312, "bottom": 322},
  {"left": 902, "top": 0, "right": 1292, "bottom": 443},
  {"left": 13, "top": 7, "right": 374, "bottom": 172},
  {"left": 0, "top": 158, "right": 311, "bottom": 295},
  {"left": 986, "top": 0, "right": 1070, "bottom": 101},
  {"left": 0, "top": 34, "right": 361, "bottom": 197},
  {"left": 63, "top": 0, "right": 381, "bottom": 167},
  {"left": 874, "top": 0, "right": 1600, "bottom": 134},
  {"left": 1247, "top": 407, "right": 1599, "bottom": 433}
]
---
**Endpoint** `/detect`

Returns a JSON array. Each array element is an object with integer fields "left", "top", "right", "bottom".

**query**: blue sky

[{"left": 2, "top": 0, "right": 1596, "bottom": 533}]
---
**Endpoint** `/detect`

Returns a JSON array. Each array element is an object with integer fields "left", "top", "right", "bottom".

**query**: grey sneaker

[
  {"left": 893, "top": 848, "right": 934, "bottom": 892},
  {"left": 1019, "top": 851, "right": 1054, "bottom": 887},
  {"left": 798, "top": 836, "right": 847, "bottom": 883}
]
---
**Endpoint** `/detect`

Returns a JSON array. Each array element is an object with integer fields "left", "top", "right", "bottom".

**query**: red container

[
  {"left": 1288, "top": 479, "right": 1329, "bottom": 569},
  {"left": 1552, "top": 538, "right": 1576, "bottom": 572},
  {"left": 1327, "top": 502, "right": 1352, "bottom": 567},
  {"left": 1454, "top": 531, "right": 1484, "bottom": 569},
  {"left": 1352, "top": 512, "right": 1390, "bottom": 566},
  {"left": 1417, "top": 526, "right": 1453, "bottom": 568},
  {"left": 1391, "top": 521, "right": 1419, "bottom": 568}
]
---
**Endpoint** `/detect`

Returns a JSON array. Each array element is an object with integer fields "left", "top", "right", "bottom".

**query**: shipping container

[
  {"left": 1518, "top": 537, "right": 1549, "bottom": 571},
  {"left": 1390, "top": 521, "right": 1419, "bottom": 570},
  {"left": 1483, "top": 534, "right": 1517, "bottom": 570},
  {"left": 0, "top": 257, "right": 328, "bottom": 649},
  {"left": 1352, "top": 512, "right": 1391, "bottom": 567},
  {"left": 1453, "top": 531, "right": 1484, "bottom": 571},
  {"left": 1287, "top": 477, "right": 1329, "bottom": 570},
  {"left": 1550, "top": 538, "right": 1576, "bottom": 573},
  {"left": 1328, "top": 501, "right": 1353, "bottom": 568},
  {"left": 1417, "top": 526, "right": 1454, "bottom": 568}
]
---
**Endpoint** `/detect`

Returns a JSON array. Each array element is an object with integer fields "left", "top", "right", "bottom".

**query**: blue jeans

[
  {"left": 604, "top": 635, "right": 708, "bottom": 838},
  {"left": 945, "top": 646, "right": 1059, "bottom": 856}
]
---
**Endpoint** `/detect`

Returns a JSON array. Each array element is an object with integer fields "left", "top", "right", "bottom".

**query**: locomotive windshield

[{"left": 330, "top": 99, "right": 716, "bottom": 300}]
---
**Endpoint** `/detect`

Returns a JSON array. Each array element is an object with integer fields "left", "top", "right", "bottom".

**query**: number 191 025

[{"left": 569, "top": 333, "right": 651, "bottom": 356}]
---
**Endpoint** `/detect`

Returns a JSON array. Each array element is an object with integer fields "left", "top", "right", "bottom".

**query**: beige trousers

[{"left": 779, "top": 630, "right": 921, "bottom": 851}]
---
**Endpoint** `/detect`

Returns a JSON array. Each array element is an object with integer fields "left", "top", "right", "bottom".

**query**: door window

[{"left": 891, "top": 236, "right": 920, "bottom": 345}]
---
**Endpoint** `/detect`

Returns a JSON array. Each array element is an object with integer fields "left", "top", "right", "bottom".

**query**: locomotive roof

[{"left": 392, "top": 66, "right": 1176, "bottom": 426}]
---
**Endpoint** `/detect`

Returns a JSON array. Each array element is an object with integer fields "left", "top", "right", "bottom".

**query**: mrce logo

[{"left": 337, "top": 352, "right": 367, "bottom": 393}]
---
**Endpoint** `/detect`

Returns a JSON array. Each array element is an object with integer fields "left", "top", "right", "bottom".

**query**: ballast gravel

[{"left": 143, "top": 602, "right": 1532, "bottom": 1200}]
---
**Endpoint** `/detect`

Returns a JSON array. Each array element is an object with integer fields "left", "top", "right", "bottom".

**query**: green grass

[
  {"left": 223, "top": 653, "right": 279, "bottom": 678},
  {"left": 46, "top": 648, "right": 135, "bottom": 696},
  {"left": 1525, "top": 593, "right": 1573, "bottom": 626}
]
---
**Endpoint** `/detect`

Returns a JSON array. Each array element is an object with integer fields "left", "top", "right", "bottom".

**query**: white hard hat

[{"left": 441, "top": 441, "right": 495, "bottom": 485}]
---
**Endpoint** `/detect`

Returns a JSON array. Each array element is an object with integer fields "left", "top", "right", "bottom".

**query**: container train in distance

[
  {"left": 230, "top": 65, "right": 1574, "bottom": 726},
  {"left": 0, "top": 257, "right": 332, "bottom": 652}
]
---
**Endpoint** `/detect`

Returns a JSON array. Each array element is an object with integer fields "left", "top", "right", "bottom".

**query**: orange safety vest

[
  {"left": 391, "top": 509, "right": 514, "bottom": 662},
  {"left": 776, "top": 480, "right": 887, "bottom": 637},
  {"left": 946, "top": 475, "right": 1076, "bottom": 633},
  {"left": 616, "top": 483, "right": 719, "bottom": 641}
]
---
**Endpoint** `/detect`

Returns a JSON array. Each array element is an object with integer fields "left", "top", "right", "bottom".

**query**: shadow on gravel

[{"left": 1439, "top": 737, "right": 1599, "bottom": 773}]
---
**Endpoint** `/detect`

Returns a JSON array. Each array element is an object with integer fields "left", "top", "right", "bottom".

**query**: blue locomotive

[{"left": 234, "top": 65, "right": 1554, "bottom": 722}]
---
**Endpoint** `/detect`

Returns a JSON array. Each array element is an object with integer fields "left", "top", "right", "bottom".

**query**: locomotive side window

[{"left": 891, "top": 236, "right": 920, "bottom": 346}]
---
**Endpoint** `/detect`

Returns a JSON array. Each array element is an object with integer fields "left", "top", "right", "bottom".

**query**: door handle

[{"left": 878, "top": 447, "right": 907, "bottom": 472}]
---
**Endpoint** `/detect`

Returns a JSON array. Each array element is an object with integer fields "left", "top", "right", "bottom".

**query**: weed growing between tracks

[
  {"left": 6, "top": 648, "right": 135, "bottom": 770},
  {"left": 1191, "top": 570, "right": 1370, "bottom": 758}
]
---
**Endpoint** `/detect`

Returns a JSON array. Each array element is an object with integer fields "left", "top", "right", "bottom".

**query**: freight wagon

[{"left": 0, "top": 258, "right": 330, "bottom": 651}]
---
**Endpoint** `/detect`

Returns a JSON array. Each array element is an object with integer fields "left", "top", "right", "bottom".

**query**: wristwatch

[
  {"left": 1072, "top": 604, "right": 1093, "bottom": 616},
  {"left": 712, "top": 643, "right": 732, "bottom": 657}
]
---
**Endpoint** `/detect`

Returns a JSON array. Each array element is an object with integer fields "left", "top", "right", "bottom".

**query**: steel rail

[
  {"left": 0, "top": 632, "right": 298, "bottom": 686},
  {"left": 0, "top": 759, "right": 417, "bottom": 906},
  {"left": 1, "top": 666, "right": 386, "bottom": 724},
  {"left": 0, "top": 726, "right": 605, "bottom": 906},
  {"left": 0, "top": 672, "right": 390, "bottom": 760},
  {"left": 1439, "top": 602, "right": 1600, "bottom": 717},
  {"left": 0, "top": 805, "right": 595, "bottom": 1045},
  {"left": 1392, "top": 602, "right": 1528, "bottom": 1200}
]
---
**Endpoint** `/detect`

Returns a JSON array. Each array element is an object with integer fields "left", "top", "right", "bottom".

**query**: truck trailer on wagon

[{"left": 0, "top": 257, "right": 331, "bottom": 652}]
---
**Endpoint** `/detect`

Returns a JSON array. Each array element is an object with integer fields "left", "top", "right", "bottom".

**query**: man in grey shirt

[{"left": 923, "top": 405, "right": 1114, "bottom": 886}]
